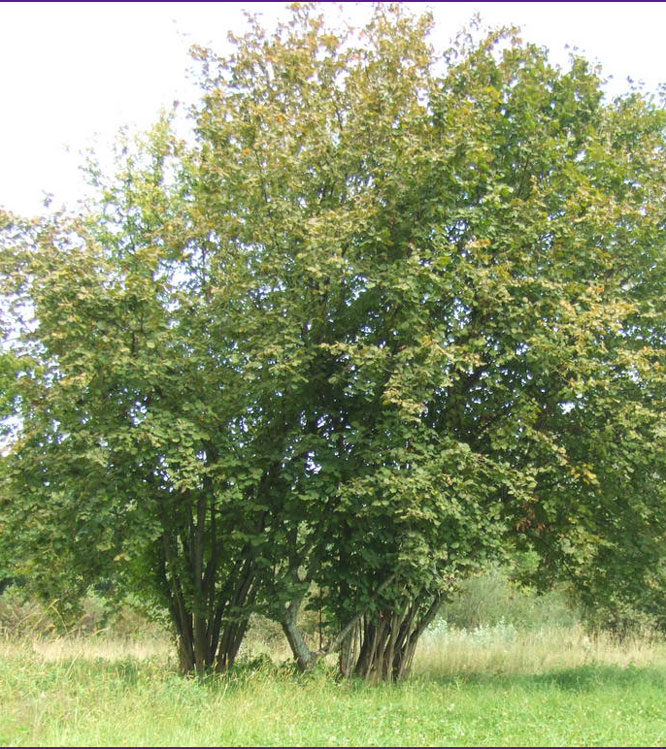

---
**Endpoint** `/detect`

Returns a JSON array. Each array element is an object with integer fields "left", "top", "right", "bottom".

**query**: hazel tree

[{"left": 2, "top": 4, "right": 666, "bottom": 681}]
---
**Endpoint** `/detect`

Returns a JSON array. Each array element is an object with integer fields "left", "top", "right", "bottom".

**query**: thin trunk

[
  {"left": 280, "top": 596, "right": 316, "bottom": 672},
  {"left": 192, "top": 495, "right": 207, "bottom": 673},
  {"left": 338, "top": 619, "right": 360, "bottom": 679},
  {"left": 214, "top": 557, "right": 257, "bottom": 673},
  {"left": 161, "top": 532, "right": 197, "bottom": 674},
  {"left": 217, "top": 616, "right": 250, "bottom": 672}
]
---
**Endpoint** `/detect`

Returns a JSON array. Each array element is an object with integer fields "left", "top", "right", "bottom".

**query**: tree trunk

[
  {"left": 280, "top": 597, "right": 317, "bottom": 672},
  {"left": 215, "top": 617, "right": 250, "bottom": 672},
  {"left": 155, "top": 474, "right": 261, "bottom": 676},
  {"left": 159, "top": 531, "right": 258, "bottom": 675},
  {"left": 338, "top": 620, "right": 361, "bottom": 679},
  {"left": 339, "top": 594, "right": 441, "bottom": 682}
]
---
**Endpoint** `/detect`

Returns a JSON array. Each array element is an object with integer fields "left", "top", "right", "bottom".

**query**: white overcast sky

[{"left": 1, "top": 1, "right": 665, "bottom": 217}]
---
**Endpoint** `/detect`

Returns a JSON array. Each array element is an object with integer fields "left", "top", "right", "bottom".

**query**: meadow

[{"left": 2, "top": 577, "right": 666, "bottom": 747}]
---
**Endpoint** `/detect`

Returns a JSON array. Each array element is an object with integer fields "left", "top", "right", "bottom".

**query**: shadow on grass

[
  {"left": 48, "top": 656, "right": 160, "bottom": 687},
  {"left": 423, "top": 663, "right": 666, "bottom": 692},
  {"left": 533, "top": 663, "right": 666, "bottom": 692},
  {"left": 44, "top": 654, "right": 666, "bottom": 696},
  {"left": 53, "top": 653, "right": 320, "bottom": 691},
  {"left": 102, "top": 659, "right": 143, "bottom": 684}
]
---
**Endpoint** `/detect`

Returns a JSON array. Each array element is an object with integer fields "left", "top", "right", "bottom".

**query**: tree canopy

[{"left": 2, "top": 3, "right": 666, "bottom": 680}]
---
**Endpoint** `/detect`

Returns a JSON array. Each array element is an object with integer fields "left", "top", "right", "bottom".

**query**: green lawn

[{"left": 2, "top": 627, "right": 666, "bottom": 746}]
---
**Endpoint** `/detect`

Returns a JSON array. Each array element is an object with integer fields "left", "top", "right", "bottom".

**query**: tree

[
  {"left": 0, "top": 121, "right": 275, "bottom": 672},
  {"left": 2, "top": 4, "right": 666, "bottom": 681}
]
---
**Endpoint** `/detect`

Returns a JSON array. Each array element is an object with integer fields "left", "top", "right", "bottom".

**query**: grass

[{"left": 2, "top": 624, "right": 666, "bottom": 746}]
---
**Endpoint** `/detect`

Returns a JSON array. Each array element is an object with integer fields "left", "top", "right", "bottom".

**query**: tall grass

[
  {"left": 416, "top": 619, "right": 666, "bottom": 678},
  {"left": 3, "top": 623, "right": 666, "bottom": 747},
  {"left": 3, "top": 574, "right": 666, "bottom": 746}
]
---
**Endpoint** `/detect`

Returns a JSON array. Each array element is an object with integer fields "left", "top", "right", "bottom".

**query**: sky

[{"left": 2, "top": 1, "right": 665, "bottom": 217}]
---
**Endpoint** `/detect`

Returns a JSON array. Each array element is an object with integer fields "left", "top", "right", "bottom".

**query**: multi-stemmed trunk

[
  {"left": 161, "top": 546, "right": 258, "bottom": 674},
  {"left": 279, "top": 587, "right": 442, "bottom": 682},
  {"left": 156, "top": 492, "right": 260, "bottom": 675},
  {"left": 338, "top": 594, "right": 442, "bottom": 682},
  {"left": 166, "top": 555, "right": 258, "bottom": 675}
]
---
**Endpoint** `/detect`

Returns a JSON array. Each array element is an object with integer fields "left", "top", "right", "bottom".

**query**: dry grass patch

[{"left": 416, "top": 620, "right": 666, "bottom": 678}]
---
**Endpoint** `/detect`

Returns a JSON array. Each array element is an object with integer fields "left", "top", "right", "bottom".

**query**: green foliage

[
  {"left": 0, "top": 586, "right": 167, "bottom": 639},
  {"left": 2, "top": 3, "right": 666, "bottom": 679},
  {"left": 439, "top": 568, "right": 578, "bottom": 631}
]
